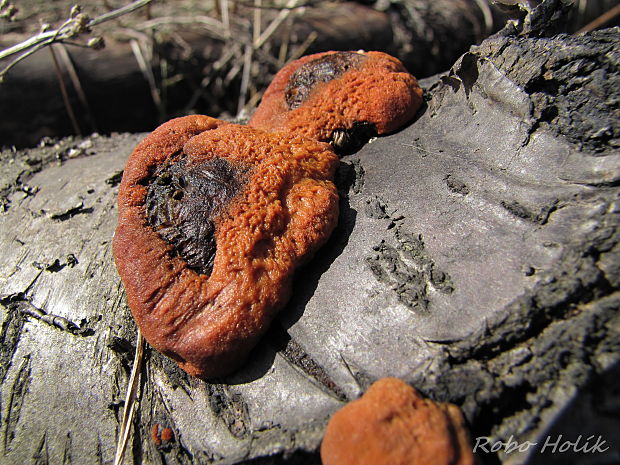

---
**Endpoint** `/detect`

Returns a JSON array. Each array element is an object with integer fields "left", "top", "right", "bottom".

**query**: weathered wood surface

[{"left": 1, "top": 25, "right": 620, "bottom": 465}]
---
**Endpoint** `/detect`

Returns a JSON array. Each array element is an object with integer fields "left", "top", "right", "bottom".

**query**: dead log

[{"left": 0, "top": 4, "right": 619, "bottom": 465}]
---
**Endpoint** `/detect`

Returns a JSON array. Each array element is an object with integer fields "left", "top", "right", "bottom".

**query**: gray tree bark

[{"left": 1, "top": 12, "right": 619, "bottom": 465}]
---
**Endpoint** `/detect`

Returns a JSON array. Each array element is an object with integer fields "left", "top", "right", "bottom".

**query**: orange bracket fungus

[
  {"left": 114, "top": 51, "right": 422, "bottom": 379},
  {"left": 249, "top": 51, "right": 424, "bottom": 153},
  {"left": 113, "top": 115, "right": 338, "bottom": 378},
  {"left": 151, "top": 423, "right": 174, "bottom": 447},
  {"left": 321, "top": 378, "right": 477, "bottom": 465}
]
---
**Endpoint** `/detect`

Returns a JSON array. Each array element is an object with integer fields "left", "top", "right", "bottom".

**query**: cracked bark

[{"left": 1, "top": 13, "right": 619, "bottom": 465}]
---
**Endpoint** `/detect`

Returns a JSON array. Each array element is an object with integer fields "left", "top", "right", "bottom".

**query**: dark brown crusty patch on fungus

[
  {"left": 285, "top": 52, "right": 366, "bottom": 110},
  {"left": 145, "top": 156, "right": 248, "bottom": 276},
  {"left": 113, "top": 115, "right": 339, "bottom": 378},
  {"left": 249, "top": 51, "right": 424, "bottom": 152},
  {"left": 321, "top": 378, "right": 477, "bottom": 465}
]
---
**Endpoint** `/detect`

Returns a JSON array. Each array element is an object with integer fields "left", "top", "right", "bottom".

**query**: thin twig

[
  {"left": 578, "top": 0, "right": 588, "bottom": 17},
  {"left": 0, "top": 40, "right": 50, "bottom": 81},
  {"left": 49, "top": 45, "right": 82, "bottom": 136},
  {"left": 473, "top": 0, "right": 494, "bottom": 36},
  {"left": 113, "top": 330, "right": 146, "bottom": 465},
  {"left": 287, "top": 30, "right": 317, "bottom": 62},
  {"left": 115, "top": 26, "right": 152, "bottom": 44},
  {"left": 225, "top": 60, "right": 243, "bottom": 85},
  {"left": 0, "top": 0, "right": 153, "bottom": 63},
  {"left": 246, "top": 88, "right": 264, "bottom": 109},
  {"left": 277, "top": 15, "right": 293, "bottom": 66},
  {"left": 56, "top": 44, "right": 98, "bottom": 132},
  {"left": 220, "top": 0, "right": 231, "bottom": 38},
  {"left": 130, "top": 39, "right": 163, "bottom": 120},
  {"left": 253, "top": 0, "right": 263, "bottom": 45},
  {"left": 135, "top": 15, "right": 228, "bottom": 39},
  {"left": 208, "top": 43, "right": 242, "bottom": 76},
  {"left": 252, "top": 44, "right": 284, "bottom": 67},
  {"left": 89, "top": 0, "right": 154, "bottom": 27},
  {"left": 576, "top": 3, "right": 620, "bottom": 34},
  {"left": 0, "top": 26, "right": 65, "bottom": 61},
  {"left": 237, "top": 43, "right": 253, "bottom": 114},
  {"left": 231, "top": 0, "right": 311, "bottom": 10},
  {"left": 168, "top": 31, "right": 193, "bottom": 58},
  {"left": 253, "top": 0, "right": 301, "bottom": 49}
]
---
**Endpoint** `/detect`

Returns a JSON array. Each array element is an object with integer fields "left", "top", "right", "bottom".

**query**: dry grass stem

[
  {"left": 288, "top": 30, "right": 317, "bottom": 61},
  {"left": 232, "top": 0, "right": 310, "bottom": 10},
  {"left": 0, "top": 41, "right": 48, "bottom": 81},
  {"left": 475, "top": 0, "right": 494, "bottom": 35},
  {"left": 136, "top": 16, "right": 228, "bottom": 39},
  {"left": 276, "top": 15, "right": 293, "bottom": 65},
  {"left": 576, "top": 3, "right": 620, "bottom": 33},
  {"left": 56, "top": 43, "right": 98, "bottom": 132},
  {"left": 220, "top": 0, "right": 232, "bottom": 38},
  {"left": 113, "top": 330, "right": 146, "bottom": 465},
  {"left": 237, "top": 43, "right": 253, "bottom": 114},
  {"left": 90, "top": 0, "right": 154, "bottom": 27},
  {"left": 225, "top": 60, "right": 243, "bottom": 85},
  {"left": 115, "top": 27, "right": 152, "bottom": 44},
  {"left": 253, "top": 0, "right": 263, "bottom": 44},
  {"left": 49, "top": 44, "right": 81, "bottom": 136},
  {"left": 130, "top": 39, "right": 163, "bottom": 119},
  {"left": 246, "top": 88, "right": 264, "bottom": 109},
  {"left": 253, "top": 0, "right": 301, "bottom": 49}
]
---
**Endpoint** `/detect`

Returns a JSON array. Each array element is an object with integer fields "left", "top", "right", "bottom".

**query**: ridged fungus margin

[
  {"left": 249, "top": 51, "right": 424, "bottom": 154},
  {"left": 321, "top": 378, "right": 477, "bottom": 465},
  {"left": 113, "top": 115, "right": 339, "bottom": 378}
]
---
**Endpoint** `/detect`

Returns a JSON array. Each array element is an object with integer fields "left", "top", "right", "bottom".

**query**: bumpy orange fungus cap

[
  {"left": 249, "top": 51, "right": 424, "bottom": 153},
  {"left": 113, "top": 115, "right": 339, "bottom": 378},
  {"left": 321, "top": 378, "right": 477, "bottom": 465}
]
